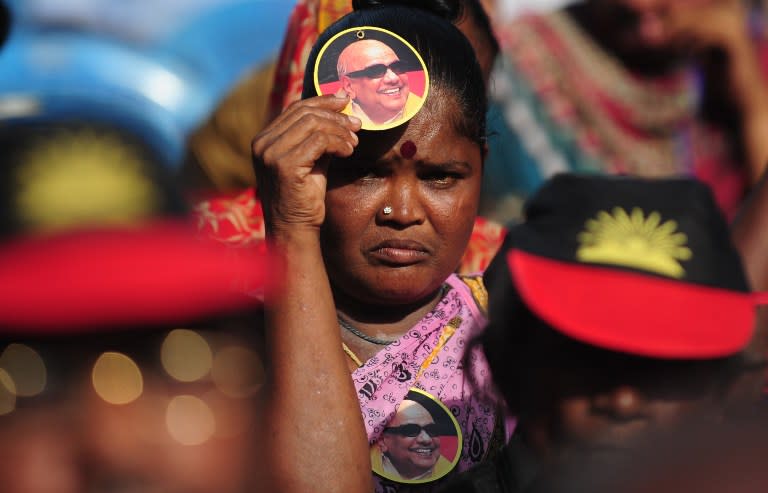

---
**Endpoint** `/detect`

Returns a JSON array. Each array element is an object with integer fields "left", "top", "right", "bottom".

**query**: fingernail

[
  {"left": 349, "top": 131, "right": 359, "bottom": 144},
  {"left": 347, "top": 115, "right": 361, "bottom": 126}
]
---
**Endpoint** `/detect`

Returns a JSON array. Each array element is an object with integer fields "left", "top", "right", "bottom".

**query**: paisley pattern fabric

[{"left": 353, "top": 274, "right": 512, "bottom": 492}]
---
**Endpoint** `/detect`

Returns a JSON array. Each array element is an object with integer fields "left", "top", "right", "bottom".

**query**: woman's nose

[{"left": 379, "top": 182, "right": 425, "bottom": 226}]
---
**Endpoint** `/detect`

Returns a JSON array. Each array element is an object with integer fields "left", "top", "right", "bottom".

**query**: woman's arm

[{"left": 252, "top": 95, "right": 370, "bottom": 492}]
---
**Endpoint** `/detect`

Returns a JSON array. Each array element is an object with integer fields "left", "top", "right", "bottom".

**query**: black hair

[{"left": 302, "top": 0, "right": 487, "bottom": 144}]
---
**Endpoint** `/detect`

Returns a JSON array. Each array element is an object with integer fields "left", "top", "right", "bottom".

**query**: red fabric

[
  {"left": 0, "top": 221, "right": 274, "bottom": 333},
  {"left": 267, "top": 0, "right": 354, "bottom": 121}
]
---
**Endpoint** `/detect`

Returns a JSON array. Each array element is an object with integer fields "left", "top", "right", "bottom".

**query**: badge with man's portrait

[
  {"left": 313, "top": 26, "right": 429, "bottom": 131},
  {"left": 371, "top": 388, "right": 462, "bottom": 484}
]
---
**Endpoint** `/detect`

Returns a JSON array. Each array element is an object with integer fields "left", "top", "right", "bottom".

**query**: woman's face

[{"left": 321, "top": 94, "right": 483, "bottom": 306}]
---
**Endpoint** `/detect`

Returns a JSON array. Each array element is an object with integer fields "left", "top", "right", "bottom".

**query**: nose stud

[{"left": 383, "top": 206, "right": 393, "bottom": 215}]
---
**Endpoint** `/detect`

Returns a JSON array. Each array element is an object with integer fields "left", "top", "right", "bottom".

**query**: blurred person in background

[
  {"left": 0, "top": 117, "right": 275, "bottom": 493},
  {"left": 0, "top": 234, "right": 271, "bottom": 493},
  {"left": 440, "top": 174, "right": 768, "bottom": 493},
  {"left": 532, "top": 416, "right": 768, "bottom": 493},
  {"left": 482, "top": 0, "right": 768, "bottom": 223},
  {"left": 189, "top": 0, "right": 506, "bottom": 275}
]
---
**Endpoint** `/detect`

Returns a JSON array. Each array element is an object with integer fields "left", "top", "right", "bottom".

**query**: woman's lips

[{"left": 369, "top": 240, "right": 429, "bottom": 265}]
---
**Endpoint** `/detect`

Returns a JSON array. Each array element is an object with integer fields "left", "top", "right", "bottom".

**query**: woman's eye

[{"left": 423, "top": 172, "right": 460, "bottom": 187}]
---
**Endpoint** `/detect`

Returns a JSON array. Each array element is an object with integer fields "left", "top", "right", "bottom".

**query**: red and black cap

[{"left": 484, "top": 174, "right": 768, "bottom": 360}]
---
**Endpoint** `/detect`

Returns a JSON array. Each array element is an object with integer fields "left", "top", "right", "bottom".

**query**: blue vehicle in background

[{"left": 0, "top": 0, "right": 294, "bottom": 169}]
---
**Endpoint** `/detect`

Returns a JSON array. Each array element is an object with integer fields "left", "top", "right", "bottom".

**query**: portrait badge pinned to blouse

[
  {"left": 313, "top": 26, "right": 429, "bottom": 131},
  {"left": 371, "top": 388, "right": 462, "bottom": 484}
]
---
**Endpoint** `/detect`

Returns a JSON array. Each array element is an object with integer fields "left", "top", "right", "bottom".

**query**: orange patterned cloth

[
  {"left": 193, "top": 188, "right": 506, "bottom": 274},
  {"left": 267, "top": 0, "right": 353, "bottom": 122}
]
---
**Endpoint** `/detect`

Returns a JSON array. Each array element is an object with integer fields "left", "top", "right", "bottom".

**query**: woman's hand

[
  {"left": 252, "top": 95, "right": 362, "bottom": 235},
  {"left": 666, "top": 0, "right": 749, "bottom": 52},
  {"left": 668, "top": 0, "right": 768, "bottom": 182}
]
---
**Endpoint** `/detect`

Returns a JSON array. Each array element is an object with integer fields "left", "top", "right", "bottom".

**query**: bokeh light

[
  {"left": 211, "top": 346, "right": 264, "bottom": 398},
  {"left": 165, "top": 395, "right": 216, "bottom": 446},
  {"left": 0, "top": 343, "right": 47, "bottom": 397},
  {"left": 92, "top": 352, "right": 143, "bottom": 405},
  {"left": 161, "top": 329, "right": 213, "bottom": 383},
  {"left": 0, "top": 369, "right": 17, "bottom": 416}
]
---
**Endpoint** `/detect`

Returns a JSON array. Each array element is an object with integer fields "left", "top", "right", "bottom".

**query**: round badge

[
  {"left": 313, "top": 26, "right": 429, "bottom": 131},
  {"left": 371, "top": 388, "right": 462, "bottom": 484}
]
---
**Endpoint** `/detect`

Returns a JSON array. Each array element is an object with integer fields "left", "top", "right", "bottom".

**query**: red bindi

[{"left": 400, "top": 140, "right": 417, "bottom": 159}]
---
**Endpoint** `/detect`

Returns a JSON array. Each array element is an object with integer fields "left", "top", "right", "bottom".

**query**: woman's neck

[{"left": 333, "top": 284, "right": 447, "bottom": 341}]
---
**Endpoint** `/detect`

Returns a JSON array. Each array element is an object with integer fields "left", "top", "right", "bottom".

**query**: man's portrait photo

[
  {"left": 371, "top": 389, "right": 461, "bottom": 484},
  {"left": 314, "top": 27, "right": 428, "bottom": 131}
]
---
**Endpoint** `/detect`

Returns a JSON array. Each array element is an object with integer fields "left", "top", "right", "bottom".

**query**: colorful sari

[
  {"left": 482, "top": 10, "right": 748, "bottom": 223},
  {"left": 353, "top": 273, "right": 511, "bottom": 492}
]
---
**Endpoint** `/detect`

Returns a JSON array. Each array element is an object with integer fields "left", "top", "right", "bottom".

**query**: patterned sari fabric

[
  {"left": 354, "top": 273, "right": 510, "bottom": 492},
  {"left": 483, "top": 10, "right": 748, "bottom": 223},
  {"left": 267, "top": 0, "right": 353, "bottom": 121}
]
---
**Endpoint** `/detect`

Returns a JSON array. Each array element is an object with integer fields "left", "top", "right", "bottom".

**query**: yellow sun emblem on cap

[
  {"left": 15, "top": 129, "right": 160, "bottom": 232},
  {"left": 576, "top": 207, "right": 693, "bottom": 278}
]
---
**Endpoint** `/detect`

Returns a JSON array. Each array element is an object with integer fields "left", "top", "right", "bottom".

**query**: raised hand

[{"left": 252, "top": 95, "right": 362, "bottom": 234}]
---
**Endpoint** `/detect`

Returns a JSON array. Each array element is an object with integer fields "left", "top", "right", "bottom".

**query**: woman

[
  {"left": 481, "top": 0, "right": 768, "bottom": 223},
  {"left": 191, "top": 0, "right": 505, "bottom": 275},
  {"left": 253, "top": 2, "right": 509, "bottom": 492}
]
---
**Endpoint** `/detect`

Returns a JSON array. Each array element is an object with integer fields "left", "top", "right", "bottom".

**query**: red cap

[
  {"left": 0, "top": 221, "right": 275, "bottom": 334},
  {"left": 508, "top": 249, "right": 768, "bottom": 359}
]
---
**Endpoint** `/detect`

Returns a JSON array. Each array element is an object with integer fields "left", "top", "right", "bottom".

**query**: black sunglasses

[
  {"left": 384, "top": 423, "right": 441, "bottom": 438},
  {"left": 345, "top": 60, "right": 409, "bottom": 79}
]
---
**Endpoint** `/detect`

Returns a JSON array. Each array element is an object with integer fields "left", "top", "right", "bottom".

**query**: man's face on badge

[
  {"left": 381, "top": 400, "right": 441, "bottom": 479},
  {"left": 339, "top": 39, "right": 410, "bottom": 124}
]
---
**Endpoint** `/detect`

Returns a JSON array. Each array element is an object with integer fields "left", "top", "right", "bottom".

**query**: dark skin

[
  {"left": 323, "top": 96, "right": 482, "bottom": 361},
  {"left": 494, "top": 325, "right": 731, "bottom": 464},
  {"left": 253, "top": 91, "right": 483, "bottom": 490}
]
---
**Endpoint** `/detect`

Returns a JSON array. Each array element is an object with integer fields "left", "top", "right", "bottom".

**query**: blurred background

[
  {"left": 0, "top": 0, "right": 574, "bottom": 174},
  {"left": 0, "top": 0, "right": 295, "bottom": 170}
]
